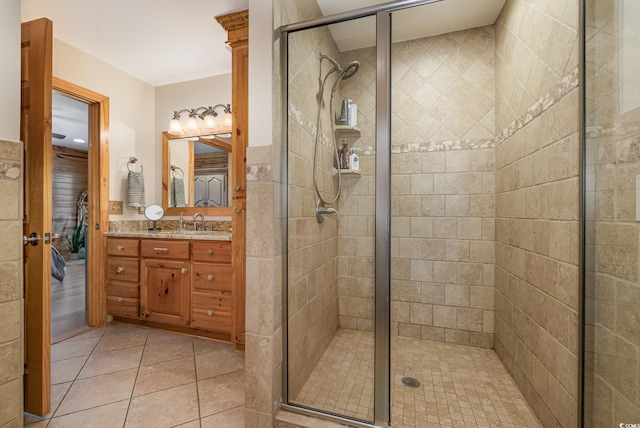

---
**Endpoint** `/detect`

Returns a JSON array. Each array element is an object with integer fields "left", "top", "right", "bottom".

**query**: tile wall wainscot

[
  {"left": 336, "top": 26, "right": 497, "bottom": 348},
  {"left": 494, "top": 1, "right": 580, "bottom": 428},
  {"left": 0, "top": 139, "right": 24, "bottom": 426}
]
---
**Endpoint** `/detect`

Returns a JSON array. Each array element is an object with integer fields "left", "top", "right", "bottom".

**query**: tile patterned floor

[
  {"left": 24, "top": 323, "right": 245, "bottom": 428},
  {"left": 293, "top": 329, "right": 542, "bottom": 428}
]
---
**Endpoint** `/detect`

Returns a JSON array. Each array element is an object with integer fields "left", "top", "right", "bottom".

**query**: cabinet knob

[
  {"left": 235, "top": 207, "right": 242, "bottom": 214},
  {"left": 116, "top": 266, "right": 124, "bottom": 274},
  {"left": 117, "top": 245, "right": 124, "bottom": 251},
  {"left": 207, "top": 309, "right": 214, "bottom": 316},
  {"left": 181, "top": 268, "right": 188, "bottom": 274},
  {"left": 117, "top": 297, "right": 123, "bottom": 303},
  {"left": 234, "top": 185, "right": 242, "bottom": 192},
  {"left": 208, "top": 249, "right": 214, "bottom": 256},
  {"left": 207, "top": 274, "right": 214, "bottom": 281}
]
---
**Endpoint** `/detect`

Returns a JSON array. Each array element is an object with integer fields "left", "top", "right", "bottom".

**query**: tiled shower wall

[
  {"left": 338, "top": 27, "right": 497, "bottom": 347},
  {"left": 0, "top": 140, "right": 23, "bottom": 426},
  {"left": 285, "top": 1, "right": 342, "bottom": 399},
  {"left": 584, "top": 0, "right": 640, "bottom": 424},
  {"left": 494, "top": 1, "right": 580, "bottom": 428}
]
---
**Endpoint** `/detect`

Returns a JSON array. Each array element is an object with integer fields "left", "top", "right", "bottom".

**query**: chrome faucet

[
  {"left": 316, "top": 200, "right": 338, "bottom": 223},
  {"left": 193, "top": 213, "right": 205, "bottom": 231},
  {"left": 178, "top": 212, "right": 184, "bottom": 231}
]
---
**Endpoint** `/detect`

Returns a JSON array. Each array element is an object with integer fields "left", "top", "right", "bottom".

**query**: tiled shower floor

[
  {"left": 293, "top": 329, "right": 541, "bottom": 427},
  {"left": 24, "top": 323, "right": 245, "bottom": 428}
]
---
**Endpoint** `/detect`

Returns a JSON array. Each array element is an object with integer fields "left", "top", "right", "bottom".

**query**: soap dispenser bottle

[{"left": 350, "top": 148, "right": 359, "bottom": 171}]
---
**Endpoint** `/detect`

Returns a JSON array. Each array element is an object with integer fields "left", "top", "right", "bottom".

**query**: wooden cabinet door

[{"left": 140, "top": 259, "right": 190, "bottom": 326}]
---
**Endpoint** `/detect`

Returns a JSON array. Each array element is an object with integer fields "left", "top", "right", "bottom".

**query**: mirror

[
  {"left": 144, "top": 204, "right": 164, "bottom": 230},
  {"left": 162, "top": 131, "right": 233, "bottom": 217}
]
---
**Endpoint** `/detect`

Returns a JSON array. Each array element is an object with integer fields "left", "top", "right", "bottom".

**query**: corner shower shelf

[
  {"left": 332, "top": 167, "right": 361, "bottom": 177},
  {"left": 334, "top": 125, "right": 361, "bottom": 143}
]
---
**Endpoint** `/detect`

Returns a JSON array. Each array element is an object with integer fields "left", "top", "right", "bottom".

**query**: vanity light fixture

[{"left": 168, "top": 104, "right": 232, "bottom": 136}]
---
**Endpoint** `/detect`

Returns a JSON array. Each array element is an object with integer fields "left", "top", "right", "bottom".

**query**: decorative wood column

[{"left": 216, "top": 10, "right": 248, "bottom": 350}]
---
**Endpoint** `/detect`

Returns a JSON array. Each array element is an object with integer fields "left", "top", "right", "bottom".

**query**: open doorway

[{"left": 50, "top": 91, "right": 90, "bottom": 343}]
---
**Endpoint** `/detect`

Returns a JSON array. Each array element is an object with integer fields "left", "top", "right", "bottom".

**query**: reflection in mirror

[{"left": 162, "top": 131, "right": 233, "bottom": 217}]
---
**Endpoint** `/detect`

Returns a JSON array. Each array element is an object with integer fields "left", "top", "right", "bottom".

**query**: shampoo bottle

[
  {"left": 348, "top": 100, "right": 358, "bottom": 127},
  {"left": 350, "top": 148, "right": 359, "bottom": 171}
]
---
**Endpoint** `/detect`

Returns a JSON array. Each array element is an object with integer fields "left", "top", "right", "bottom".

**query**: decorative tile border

[
  {"left": 496, "top": 67, "right": 580, "bottom": 146},
  {"left": 247, "top": 165, "right": 272, "bottom": 182},
  {"left": 285, "top": 67, "right": 579, "bottom": 157}
]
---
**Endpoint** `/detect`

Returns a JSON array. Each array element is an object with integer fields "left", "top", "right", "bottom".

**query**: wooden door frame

[{"left": 52, "top": 77, "right": 109, "bottom": 327}]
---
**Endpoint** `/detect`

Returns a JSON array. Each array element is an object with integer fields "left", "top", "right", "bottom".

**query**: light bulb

[
  {"left": 186, "top": 116, "right": 199, "bottom": 132},
  {"left": 168, "top": 118, "right": 183, "bottom": 135},
  {"left": 203, "top": 114, "right": 218, "bottom": 132}
]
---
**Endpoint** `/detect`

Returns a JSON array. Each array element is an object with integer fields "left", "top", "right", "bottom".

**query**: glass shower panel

[
  {"left": 286, "top": 15, "right": 377, "bottom": 423},
  {"left": 390, "top": 3, "right": 497, "bottom": 425},
  {"left": 583, "top": 0, "right": 640, "bottom": 425}
]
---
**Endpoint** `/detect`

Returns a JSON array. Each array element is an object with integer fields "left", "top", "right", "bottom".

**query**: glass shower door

[{"left": 285, "top": 14, "right": 378, "bottom": 424}]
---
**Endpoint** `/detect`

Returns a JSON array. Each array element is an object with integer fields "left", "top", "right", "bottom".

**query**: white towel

[
  {"left": 126, "top": 170, "right": 146, "bottom": 208},
  {"left": 171, "top": 177, "right": 186, "bottom": 207}
]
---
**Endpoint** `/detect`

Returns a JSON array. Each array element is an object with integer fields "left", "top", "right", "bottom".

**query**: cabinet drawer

[
  {"left": 191, "top": 292, "right": 232, "bottom": 332},
  {"left": 192, "top": 263, "right": 232, "bottom": 292},
  {"left": 141, "top": 240, "right": 190, "bottom": 259},
  {"left": 107, "top": 295, "right": 139, "bottom": 319},
  {"left": 191, "top": 241, "right": 231, "bottom": 263},
  {"left": 107, "top": 257, "right": 139, "bottom": 282},
  {"left": 107, "top": 238, "right": 139, "bottom": 257},
  {"left": 107, "top": 281, "right": 139, "bottom": 299}
]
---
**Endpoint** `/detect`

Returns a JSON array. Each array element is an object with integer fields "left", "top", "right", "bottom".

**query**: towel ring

[
  {"left": 127, "top": 157, "right": 143, "bottom": 173},
  {"left": 171, "top": 165, "right": 184, "bottom": 179}
]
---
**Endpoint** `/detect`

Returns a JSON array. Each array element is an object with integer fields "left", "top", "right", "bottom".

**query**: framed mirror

[{"left": 162, "top": 131, "right": 233, "bottom": 216}]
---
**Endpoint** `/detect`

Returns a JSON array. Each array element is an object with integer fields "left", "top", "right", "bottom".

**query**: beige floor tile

[
  {"left": 125, "top": 383, "right": 199, "bottom": 428},
  {"left": 145, "top": 328, "right": 187, "bottom": 344},
  {"left": 193, "top": 337, "right": 234, "bottom": 355},
  {"left": 133, "top": 356, "right": 196, "bottom": 397},
  {"left": 48, "top": 399, "right": 129, "bottom": 428},
  {"left": 198, "top": 370, "right": 245, "bottom": 417},
  {"left": 94, "top": 325, "right": 148, "bottom": 353},
  {"left": 63, "top": 326, "right": 107, "bottom": 343},
  {"left": 51, "top": 355, "right": 88, "bottom": 385},
  {"left": 201, "top": 406, "right": 245, "bottom": 428},
  {"left": 195, "top": 348, "right": 245, "bottom": 380},
  {"left": 24, "top": 420, "right": 49, "bottom": 428},
  {"left": 173, "top": 420, "right": 201, "bottom": 428},
  {"left": 55, "top": 368, "right": 137, "bottom": 416},
  {"left": 77, "top": 345, "right": 143, "bottom": 379},
  {"left": 51, "top": 337, "right": 100, "bottom": 362},
  {"left": 40, "top": 381, "right": 73, "bottom": 419},
  {"left": 141, "top": 336, "right": 194, "bottom": 366}
]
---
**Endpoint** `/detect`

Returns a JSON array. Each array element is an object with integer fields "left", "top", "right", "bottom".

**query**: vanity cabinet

[
  {"left": 106, "top": 238, "right": 140, "bottom": 319},
  {"left": 106, "top": 236, "right": 236, "bottom": 342},
  {"left": 140, "top": 240, "right": 191, "bottom": 326},
  {"left": 191, "top": 241, "right": 232, "bottom": 333}
]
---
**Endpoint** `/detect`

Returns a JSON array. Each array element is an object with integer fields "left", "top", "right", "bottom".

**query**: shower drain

[{"left": 401, "top": 377, "right": 421, "bottom": 388}]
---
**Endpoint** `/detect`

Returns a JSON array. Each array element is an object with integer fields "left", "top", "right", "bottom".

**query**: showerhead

[{"left": 340, "top": 61, "right": 360, "bottom": 80}]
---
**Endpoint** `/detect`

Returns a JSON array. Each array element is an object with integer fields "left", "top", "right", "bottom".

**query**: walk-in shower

[
  {"left": 282, "top": 0, "right": 591, "bottom": 427},
  {"left": 313, "top": 53, "right": 360, "bottom": 222}
]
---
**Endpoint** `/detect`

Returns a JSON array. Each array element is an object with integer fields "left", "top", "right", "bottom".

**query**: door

[
  {"left": 140, "top": 259, "right": 190, "bottom": 326},
  {"left": 21, "top": 17, "right": 53, "bottom": 417}
]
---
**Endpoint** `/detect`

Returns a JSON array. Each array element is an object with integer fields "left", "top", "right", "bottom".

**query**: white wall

[
  {"left": 248, "top": 0, "right": 273, "bottom": 147},
  {"left": 53, "top": 39, "right": 157, "bottom": 220},
  {"left": 0, "top": 0, "right": 20, "bottom": 142}
]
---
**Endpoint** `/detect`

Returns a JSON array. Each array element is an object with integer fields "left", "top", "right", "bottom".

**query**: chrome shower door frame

[{"left": 280, "top": 1, "right": 443, "bottom": 427}]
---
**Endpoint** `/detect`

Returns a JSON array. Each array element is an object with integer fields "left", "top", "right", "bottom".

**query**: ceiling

[
  {"left": 21, "top": 0, "right": 249, "bottom": 87},
  {"left": 317, "top": 0, "right": 506, "bottom": 51}
]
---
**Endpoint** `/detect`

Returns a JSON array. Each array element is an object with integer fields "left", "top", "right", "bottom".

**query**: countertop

[{"left": 104, "top": 230, "right": 232, "bottom": 241}]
